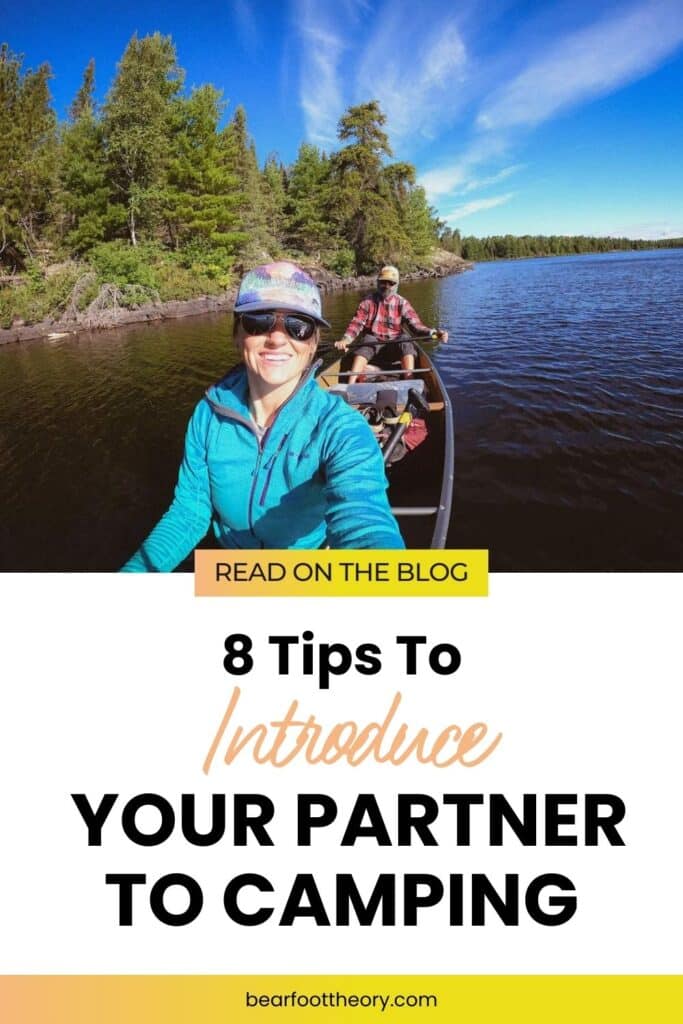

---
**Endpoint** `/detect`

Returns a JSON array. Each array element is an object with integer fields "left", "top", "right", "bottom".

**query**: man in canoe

[
  {"left": 122, "top": 261, "right": 404, "bottom": 570},
  {"left": 334, "top": 265, "right": 448, "bottom": 383}
]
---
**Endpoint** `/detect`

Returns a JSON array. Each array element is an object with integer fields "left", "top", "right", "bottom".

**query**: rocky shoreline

[{"left": 0, "top": 254, "right": 471, "bottom": 346}]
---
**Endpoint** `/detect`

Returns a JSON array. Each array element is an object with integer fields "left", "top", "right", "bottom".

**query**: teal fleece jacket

[{"left": 122, "top": 363, "right": 404, "bottom": 570}]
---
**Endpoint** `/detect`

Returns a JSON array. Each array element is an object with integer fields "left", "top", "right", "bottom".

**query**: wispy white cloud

[
  {"left": 294, "top": 1, "right": 346, "bottom": 146},
  {"left": 419, "top": 0, "right": 683, "bottom": 221},
  {"left": 477, "top": 0, "right": 683, "bottom": 131},
  {"left": 292, "top": 1, "right": 468, "bottom": 150},
  {"left": 461, "top": 163, "right": 524, "bottom": 193},
  {"left": 339, "top": 0, "right": 373, "bottom": 16},
  {"left": 442, "top": 193, "right": 515, "bottom": 223},
  {"left": 229, "top": 0, "right": 259, "bottom": 46},
  {"left": 419, "top": 163, "right": 469, "bottom": 200},
  {"left": 418, "top": 135, "right": 514, "bottom": 201},
  {"left": 355, "top": 16, "right": 467, "bottom": 144}
]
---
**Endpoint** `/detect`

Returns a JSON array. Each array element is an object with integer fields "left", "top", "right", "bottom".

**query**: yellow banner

[
  {"left": 195, "top": 550, "right": 488, "bottom": 597},
  {"left": 1, "top": 976, "right": 680, "bottom": 1022}
]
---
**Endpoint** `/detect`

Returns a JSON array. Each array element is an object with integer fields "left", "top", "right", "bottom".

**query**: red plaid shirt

[{"left": 343, "top": 292, "right": 430, "bottom": 343}]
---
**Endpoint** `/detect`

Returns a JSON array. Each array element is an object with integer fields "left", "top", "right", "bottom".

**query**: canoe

[{"left": 318, "top": 344, "right": 454, "bottom": 549}]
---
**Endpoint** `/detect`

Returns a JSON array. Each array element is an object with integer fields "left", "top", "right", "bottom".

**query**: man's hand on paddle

[
  {"left": 435, "top": 328, "right": 448, "bottom": 343},
  {"left": 335, "top": 338, "right": 351, "bottom": 351}
]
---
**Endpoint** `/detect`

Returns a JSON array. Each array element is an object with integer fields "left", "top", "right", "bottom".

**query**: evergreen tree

[
  {"left": 439, "top": 226, "right": 462, "bottom": 256},
  {"left": 331, "top": 101, "right": 406, "bottom": 272},
  {"left": 401, "top": 185, "right": 439, "bottom": 258},
  {"left": 284, "top": 143, "right": 331, "bottom": 256},
  {"left": 261, "top": 153, "right": 287, "bottom": 254},
  {"left": 102, "top": 33, "right": 182, "bottom": 245},
  {"left": 69, "top": 57, "right": 95, "bottom": 120},
  {"left": 383, "top": 161, "right": 415, "bottom": 205},
  {"left": 0, "top": 44, "right": 57, "bottom": 266},
  {"left": 381, "top": 161, "right": 441, "bottom": 260},
  {"left": 59, "top": 60, "right": 123, "bottom": 254},
  {"left": 222, "top": 105, "right": 272, "bottom": 261},
  {"left": 161, "top": 85, "right": 241, "bottom": 253}
]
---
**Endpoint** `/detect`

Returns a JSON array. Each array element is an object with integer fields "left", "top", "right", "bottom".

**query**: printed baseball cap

[
  {"left": 378, "top": 265, "right": 399, "bottom": 283},
  {"left": 234, "top": 261, "right": 330, "bottom": 327}
]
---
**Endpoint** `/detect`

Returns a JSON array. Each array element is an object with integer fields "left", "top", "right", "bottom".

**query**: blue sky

[{"left": 3, "top": 0, "right": 683, "bottom": 237}]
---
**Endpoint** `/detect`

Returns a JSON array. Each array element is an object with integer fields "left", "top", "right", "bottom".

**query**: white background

[{"left": 0, "top": 573, "right": 680, "bottom": 973}]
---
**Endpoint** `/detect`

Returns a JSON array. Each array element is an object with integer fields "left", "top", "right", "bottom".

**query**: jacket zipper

[
  {"left": 259, "top": 432, "right": 290, "bottom": 506},
  {"left": 244, "top": 360, "right": 321, "bottom": 537},
  {"left": 206, "top": 359, "right": 323, "bottom": 545},
  {"left": 246, "top": 444, "right": 265, "bottom": 545}
]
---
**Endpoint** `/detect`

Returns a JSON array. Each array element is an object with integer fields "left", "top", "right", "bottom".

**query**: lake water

[{"left": 1, "top": 248, "right": 681, "bottom": 570}]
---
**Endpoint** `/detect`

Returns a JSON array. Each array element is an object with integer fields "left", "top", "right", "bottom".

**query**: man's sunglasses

[
  {"left": 238, "top": 310, "right": 317, "bottom": 341},
  {"left": 378, "top": 279, "right": 395, "bottom": 286}
]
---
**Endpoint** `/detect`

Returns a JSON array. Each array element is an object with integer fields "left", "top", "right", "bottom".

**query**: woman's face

[{"left": 236, "top": 310, "right": 318, "bottom": 392}]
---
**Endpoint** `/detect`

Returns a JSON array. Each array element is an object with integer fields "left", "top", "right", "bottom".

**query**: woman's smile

[
  {"left": 239, "top": 317, "right": 316, "bottom": 395},
  {"left": 259, "top": 347, "right": 294, "bottom": 364}
]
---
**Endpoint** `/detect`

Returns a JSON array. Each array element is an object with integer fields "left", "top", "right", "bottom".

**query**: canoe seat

[{"left": 329, "top": 379, "right": 426, "bottom": 408}]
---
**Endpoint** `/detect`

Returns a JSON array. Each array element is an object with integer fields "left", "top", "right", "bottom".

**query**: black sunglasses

[
  {"left": 238, "top": 310, "right": 317, "bottom": 341},
  {"left": 378, "top": 279, "right": 395, "bottom": 286}
]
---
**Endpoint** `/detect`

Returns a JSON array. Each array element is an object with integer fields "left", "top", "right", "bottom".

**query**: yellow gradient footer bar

[
  {"left": 1, "top": 977, "right": 681, "bottom": 1023},
  {"left": 195, "top": 550, "right": 488, "bottom": 597}
]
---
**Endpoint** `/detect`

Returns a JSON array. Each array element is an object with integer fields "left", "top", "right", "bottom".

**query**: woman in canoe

[{"left": 122, "top": 261, "right": 404, "bottom": 570}]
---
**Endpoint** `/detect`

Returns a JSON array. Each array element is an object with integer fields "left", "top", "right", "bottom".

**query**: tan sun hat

[{"left": 378, "top": 265, "right": 399, "bottom": 284}]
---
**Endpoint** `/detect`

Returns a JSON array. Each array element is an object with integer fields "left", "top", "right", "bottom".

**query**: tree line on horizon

[{"left": 439, "top": 229, "right": 683, "bottom": 261}]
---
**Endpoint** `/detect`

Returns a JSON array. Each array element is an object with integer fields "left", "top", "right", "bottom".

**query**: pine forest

[{"left": 1, "top": 35, "right": 681, "bottom": 329}]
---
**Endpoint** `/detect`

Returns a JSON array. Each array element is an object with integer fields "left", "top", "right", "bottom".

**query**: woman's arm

[{"left": 121, "top": 401, "right": 214, "bottom": 572}]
